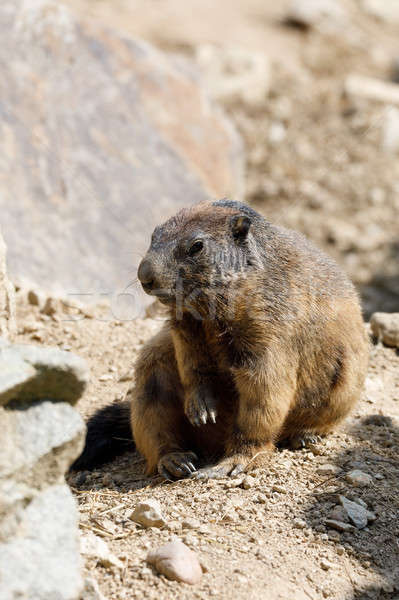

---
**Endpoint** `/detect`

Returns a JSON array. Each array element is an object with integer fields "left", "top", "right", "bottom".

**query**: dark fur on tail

[{"left": 71, "top": 401, "right": 134, "bottom": 471}]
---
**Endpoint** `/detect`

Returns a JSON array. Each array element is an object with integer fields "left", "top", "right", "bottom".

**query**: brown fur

[{"left": 130, "top": 200, "right": 369, "bottom": 479}]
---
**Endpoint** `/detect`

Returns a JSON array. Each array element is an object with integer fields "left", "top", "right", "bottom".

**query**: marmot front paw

[{"left": 185, "top": 388, "right": 218, "bottom": 426}]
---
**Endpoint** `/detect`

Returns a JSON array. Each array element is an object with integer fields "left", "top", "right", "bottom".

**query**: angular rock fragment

[
  {"left": 339, "top": 496, "right": 376, "bottom": 530},
  {"left": 130, "top": 500, "right": 166, "bottom": 528}
]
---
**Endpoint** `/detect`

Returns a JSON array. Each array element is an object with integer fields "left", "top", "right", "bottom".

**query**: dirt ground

[
  {"left": 15, "top": 1, "right": 399, "bottom": 598},
  {"left": 14, "top": 295, "right": 399, "bottom": 600}
]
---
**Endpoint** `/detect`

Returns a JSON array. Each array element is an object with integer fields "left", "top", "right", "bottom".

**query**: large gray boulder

[
  {"left": 0, "top": 340, "right": 89, "bottom": 600},
  {"left": 0, "top": 485, "right": 83, "bottom": 600},
  {"left": 0, "top": 0, "right": 244, "bottom": 309}
]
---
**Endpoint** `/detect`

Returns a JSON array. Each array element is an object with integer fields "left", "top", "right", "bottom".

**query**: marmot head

[{"left": 137, "top": 200, "right": 263, "bottom": 312}]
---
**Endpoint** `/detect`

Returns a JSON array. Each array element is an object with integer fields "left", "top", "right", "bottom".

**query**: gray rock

[
  {"left": 0, "top": 1, "right": 244, "bottom": 308},
  {"left": 0, "top": 402, "right": 85, "bottom": 496},
  {"left": 370, "top": 312, "right": 399, "bottom": 348},
  {"left": 324, "top": 519, "right": 355, "bottom": 533},
  {"left": 339, "top": 496, "right": 376, "bottom": 529},
  {"left": 328, "top": 506, "right": 349, "bottom": 523},
  {"left": 0, "top": 231, "right": 15, "bottom": 339},
  {"left": 0, "top": 484, "right": 83, "bottom": 600},
  {"left": 130, "top": 499, "right": 166, "bottom": 528},
  {"left": 147, "top": 540, "right": 203, "bottom": 584},
  {"left": 0, "top": 340, "right": 89, "bottom": 406}
]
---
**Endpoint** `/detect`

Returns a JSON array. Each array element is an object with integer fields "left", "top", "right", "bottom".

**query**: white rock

[
  {"left": 242, "top": 475, "right": 255, "bottom": 490},
  {"left": 362, "top": 0, "right": 399, "bottom": 23},
  {"left": 147, "top": 540, "right": 203, "bottom": 584},
  {"left": 81, "top": 531, "right": 123, "bottom": 569},
  {"left": 196, "top": 44, "right": 270, "bottom": 107},
  {"left": 293, "top": 518, "right": 307, "bottom": 529},
  {"left": 99, "top": 374, "right": 113, "bottom": 382},
  {"left": 344, "top": 75, "right": 399, "bottom": 106},
  {"left": 345, "top": 470, "right": 373, "bottom": 487},
  {"left": 182, "top": 518, "right": 201, "bottom": 530},
  {"left": 370, "top": 312, "right": 399, "bottom": 348},
  {"left": 130, "top": 500, "right": 166, "bottom": 528},
  {"left": 382, "top": 106, "right": 399, "bottom": 154},
  {"left": 268, "top": 122, "right": 287, "bottom": 145}
]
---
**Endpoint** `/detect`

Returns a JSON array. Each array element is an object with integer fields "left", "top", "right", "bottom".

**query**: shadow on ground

[
  {"left": 360, "top": 240, "right": 399, "bottom": 319},
  {"left": 303, "top": 408, "right": 399, "bottom": 599}
]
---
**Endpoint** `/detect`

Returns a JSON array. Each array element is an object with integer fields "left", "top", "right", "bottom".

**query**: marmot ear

[{"left": 231, "top": 214, "right": 251, "bottom": 240}]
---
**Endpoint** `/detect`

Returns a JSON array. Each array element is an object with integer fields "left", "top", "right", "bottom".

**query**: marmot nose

[{"left": 138, "top": 259, "right": 156, "bottom": 291}]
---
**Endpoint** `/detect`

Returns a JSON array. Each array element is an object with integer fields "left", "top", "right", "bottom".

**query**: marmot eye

[{"left": 188, "top": 240, "right": 204, "bottom": 256}]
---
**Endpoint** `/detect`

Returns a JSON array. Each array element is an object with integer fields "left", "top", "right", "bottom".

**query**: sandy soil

[
  {"left": 14, "top": 1, "right": 399, "bottom": 598},
  {"left": 14, "top": 296, "right": 399, "bottom": 600}
]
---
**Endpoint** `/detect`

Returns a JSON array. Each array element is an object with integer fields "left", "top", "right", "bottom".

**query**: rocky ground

[
  {"left": 13, "top": 293, "right": 399, "bottom": 600},
  {"left": 7, "top": 1, "right": 399, "bottom": 599}
]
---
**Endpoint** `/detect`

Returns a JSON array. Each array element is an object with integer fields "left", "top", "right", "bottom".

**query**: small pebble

[
  {"left": 130, "top": 500, "right": 166, "bottom": 528},
  {"left": 317, "top": 464, "right": 341, "bottom": 476},
  {"left": 147, "top": 540, "right": 203, "bottom": 584},
  {"left": 345, "top": 470, "right": 373, "bottom": 487},
  {"left": 167, "top": 520, "right": 183, "bottom": 533},
  {"left": 182, "top": 518, "right": 201, "bottom": 530},
  {"left": 242, "top": 476, "right": 255, "bottom": 490},
  {"left": 293, "top": 518, "right": 306, "bottom": 529},
  {"left": 327, "top": 530, "right": 341, "bottom": 542},
  {"left": 102, "top": 473, "right": 114, "bottom": 487},
  {"left": 325, "top": 519, "right": 355, "bottom": 533},
  {"left": 82, "top": 577, "right": 106, "bottom": 600},
  {"left": 272, "top": 485, "right": 287, "bottom": 494},
  {"left": 99, "top": 374, "right": 114, "bottom": 382},
  {"left": 320, "top": 559, "right": 333, "bottom": 571},
  {"left": 81, "top": 532, "right": 123, "bottom": 569}
]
